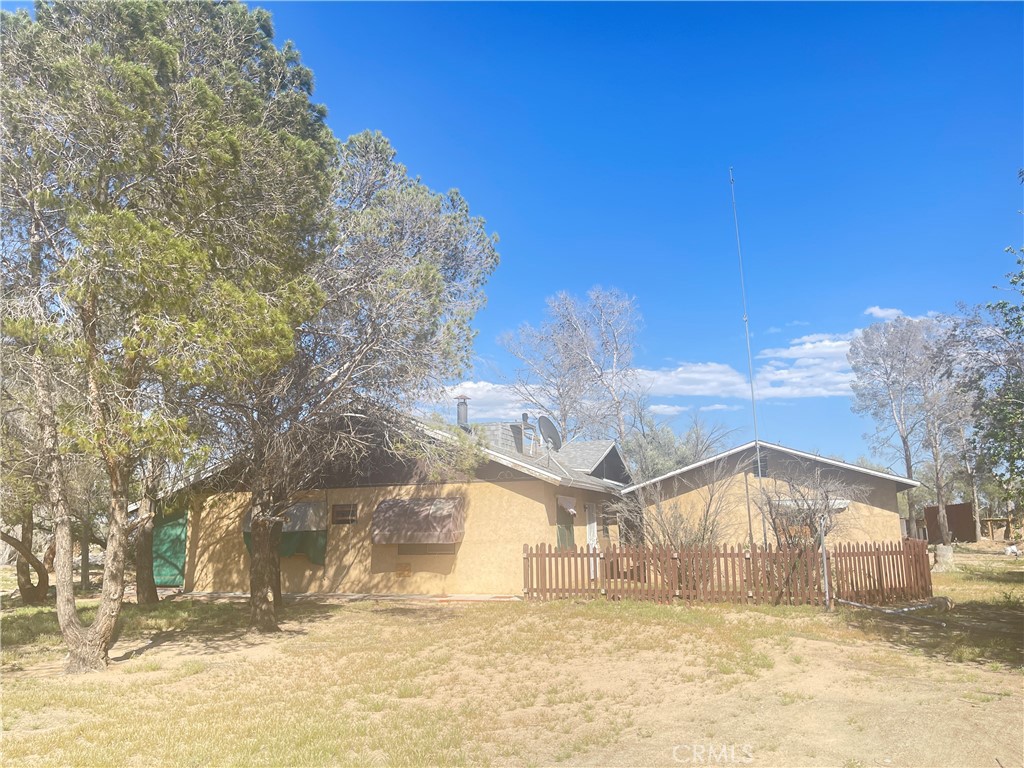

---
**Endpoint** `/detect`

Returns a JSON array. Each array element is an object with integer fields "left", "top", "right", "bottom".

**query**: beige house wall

[
  {"left": 184, "top": 480, "right": 619, "bottom": 596},
  {"left": 641, "top": 465, "right": 903, "bottom": 547}
]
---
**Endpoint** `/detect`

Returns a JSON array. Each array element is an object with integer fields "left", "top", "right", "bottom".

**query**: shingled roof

[{"left": 471, "top": 423, "right": 626, "bottom": 493}]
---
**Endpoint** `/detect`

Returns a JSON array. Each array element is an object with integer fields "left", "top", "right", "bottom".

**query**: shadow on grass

[
  {"left": 842, "top": 600, "right": 1024, "bottom": 668},
  {"left": 953, "top": 568, "right": 1024, "bottom": 586},
  {"left": 369, "top": 604, "right": 457, "bottom": 623},
  {"left": 2, "top": 598, "right": 343, "bottom": 666}
]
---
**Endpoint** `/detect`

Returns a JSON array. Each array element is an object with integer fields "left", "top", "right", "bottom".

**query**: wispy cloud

[
  {"left": 636, "top": 330, "right": 855, "bottom": 401},
  {"left": 649, "top": 404, "right": 692, "bottom": 416},
  {"left": 864, "top": 305, "right": 904, "bottom": 320},
  {"left": 451, "top": 323, "right": 865, "bottom": 425}
]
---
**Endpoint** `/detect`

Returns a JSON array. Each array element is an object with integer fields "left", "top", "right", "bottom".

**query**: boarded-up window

[
  {"left": 332, "top": 504, "right": 358, "bottom": 525},
  {"left": 371, "top": 498, "right": 465, "bottom": 544},
  {"left": 397, "top": 543, "right": 457, "bottom": 556}
]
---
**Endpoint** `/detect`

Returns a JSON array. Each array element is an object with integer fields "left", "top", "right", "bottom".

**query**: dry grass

[
  {"left": 1, "top": 549, "right": 1021, "bottom": 767},
  {"left": 0, "top": 564, "right": 19, "bottom": 593},
  {"left": 841, "top": 541, "right": 1024, "bottom": 668}
]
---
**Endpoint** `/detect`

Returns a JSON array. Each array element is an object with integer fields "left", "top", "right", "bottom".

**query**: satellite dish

[{"left": 537, "top": 415, "right": 562, "bottom": 452}]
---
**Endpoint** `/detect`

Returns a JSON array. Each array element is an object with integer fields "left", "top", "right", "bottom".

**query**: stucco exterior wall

[
  {"left": 184, "top": 480, "right": 620, "bottom": 596},
  {"left": 639, "top": 464, "right": 903, "bottom": 547}
]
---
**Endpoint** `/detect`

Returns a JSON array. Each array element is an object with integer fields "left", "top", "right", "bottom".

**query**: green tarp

[
  {"left": 242, "top": 530, "right": 328, "bottom": 566},
  {"left": 153, "top": 511, "right": 187, "bottom": 587}
]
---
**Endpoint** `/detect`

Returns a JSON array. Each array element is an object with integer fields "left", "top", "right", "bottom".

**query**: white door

[
  {"left": 585, "top": 503, "right": 599, "bottom": 548},
  {"left": 585, "top": 503, "right": 599, "bottom": 579}
]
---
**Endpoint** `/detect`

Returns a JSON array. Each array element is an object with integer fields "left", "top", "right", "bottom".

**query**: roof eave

[{"left": 622, "top": 440, "right": 920, "bottom": 493}]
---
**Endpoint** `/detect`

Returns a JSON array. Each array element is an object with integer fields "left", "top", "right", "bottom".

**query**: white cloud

[
  {"left": 443, "top": 381, "right": 526, "bottom": 421},
  {"left": 864, "top": 306, "right": 904, "bottom": 320},
  {"left": 648, "top": 404, "right": 692, "bottom": 416},
  {"left": 636, "top": 330, "right": 856, "bottom": 401},
  {"left": 456, "top": 321, "right": 869, "bottom": 421},
  {"left": 637, "top": 363, "right": 751, "bottom": 398},
  {"left": 786, "top": 320, "right": 810, "bottom": 327},
  {"left": 765, "top": 326, "right": 782, "bottom": 334}
]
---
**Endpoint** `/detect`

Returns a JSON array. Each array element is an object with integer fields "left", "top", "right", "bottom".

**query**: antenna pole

[{"left": 730, "top": 168, "right": 768, "bottom": 549}]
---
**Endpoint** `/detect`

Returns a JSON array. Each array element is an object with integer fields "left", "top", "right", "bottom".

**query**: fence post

[
  {"left": 523, "top": 544, "right": 531, "bottom": 598},
  {"left": 819, "top": 515, "right": 831, "bottom": 611}
]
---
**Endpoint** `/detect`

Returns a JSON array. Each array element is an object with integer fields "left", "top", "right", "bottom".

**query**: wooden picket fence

[
  {"left": 830, "top": 539, "right": 932, "bottom": 605},
  {"left": 522, "top": 538, "right": 932, "bottom": 607}
]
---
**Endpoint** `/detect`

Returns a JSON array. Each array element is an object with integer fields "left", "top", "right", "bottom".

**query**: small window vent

[
  {"left": 332, "top": 504, "right": 358, "bottom": 525},
  {"left": 755, "top": 453, "right": 769, "bottom": 478}
]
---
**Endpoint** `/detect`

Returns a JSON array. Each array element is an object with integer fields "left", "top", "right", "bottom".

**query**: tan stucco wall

[
  {"left": 640, "top": 465, "right": 903, "bottom": 547},
  {"left": 184, "top": 480, "right": 620, "bottom": 596}
]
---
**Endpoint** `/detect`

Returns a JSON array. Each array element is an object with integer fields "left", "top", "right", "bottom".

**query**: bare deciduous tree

[
  {"left": 501, "top": 287, "right": 641, "bottom": 445},
  {"left": 848, "top": 317, "right": 928, "bottom": 537},
  {"left": 755, "top": 458, "right": 869, "bottom": 549},
  {"left": 612, "top": 417, "right": 735, "bottom": 548}
]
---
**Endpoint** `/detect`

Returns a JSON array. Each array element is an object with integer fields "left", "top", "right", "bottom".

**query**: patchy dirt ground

[{"left": 2, "top": 546, "right": 1022, "bottom": 767}]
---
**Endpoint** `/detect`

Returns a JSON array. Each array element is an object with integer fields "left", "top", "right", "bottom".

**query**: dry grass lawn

[{"left": 1, "top": 542, "right": 1021, "bottom": 767}]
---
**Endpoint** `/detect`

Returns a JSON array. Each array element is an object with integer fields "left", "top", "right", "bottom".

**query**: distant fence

[{"left": 522, "top": 538, "right": 932, "bottom": 606}]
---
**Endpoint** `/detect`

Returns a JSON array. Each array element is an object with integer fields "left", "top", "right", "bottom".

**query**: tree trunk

[
  {"left": 79, "top": 513, "right": 90, "bottom": 590},
  {"left": 248, "top": 516, "right": 279, "bottom": 633},
  {"left": 932, "top": 439, "right": 952, "bottom": 547},
  {"left": 969, "top": 470, "right": 983, "bottom": 543},
  {"left": 43, "top": 538, "right": 56, "bottom": 572},
  {"left": 134, "top": 468, "right": 161, "bottom": 606},
  {"left": 34, "top": 351, "right": 130, "bottom": 673},
  {"left": 134, "top": 508, "right": 159, "bottom": 606},
  {"left": 270, "top": 520, "right": 283, "bottom": 608},
  {"left": 961, "top": 428, "right": 983, "bottom": 543},
  {"left": 1, "top": 529, "right": 49, "bottom": 604},
  {"left": 13, "top": 507, "right": 49, "bottom": 604},
  {"left": 901, "top": 436, "right": 919, "bottom": 539}
]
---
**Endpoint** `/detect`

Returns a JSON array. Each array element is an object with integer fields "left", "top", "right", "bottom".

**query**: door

[
  {"left": 585, "top": 503, "right": 599, "bottom": 548},
  {"left": 585, "top": 503, "right": 599, "bottom": 578}
]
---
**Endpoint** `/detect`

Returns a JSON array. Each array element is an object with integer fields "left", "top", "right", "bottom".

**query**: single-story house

[
  {"left": 623, "top": 441, "right": 919, "bottom": 547},
  {"left": 172, "top": 411, "right": 630, "bottom": 597}
]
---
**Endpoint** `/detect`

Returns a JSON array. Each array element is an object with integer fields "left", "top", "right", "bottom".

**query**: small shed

[{"left": 923, "top": 502, "right": 977, "bottom": 544}]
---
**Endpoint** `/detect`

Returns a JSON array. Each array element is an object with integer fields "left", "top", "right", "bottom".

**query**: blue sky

[
  {"left": 13, "top": 1, "right": 1022, "bottom": 468},
  {"left": 258, "top": 2, "right": 1022, "bottom": 468}
]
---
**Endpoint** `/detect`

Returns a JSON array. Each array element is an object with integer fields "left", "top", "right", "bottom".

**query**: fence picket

[{"left": 521, "top": 538, "right": 932, "bottom": 606}]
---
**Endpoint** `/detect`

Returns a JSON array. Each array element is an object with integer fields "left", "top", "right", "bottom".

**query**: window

[
  {"left": 556, "top": 496, "right": 576, "bottom": 549},
  {"left": 332, "top": 504, "right": 358, "bottom": 525}
]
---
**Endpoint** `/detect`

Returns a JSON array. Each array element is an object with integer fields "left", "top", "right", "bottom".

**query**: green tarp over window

[
  {"left": 153, "top": 511, "right": 187, "bottom": 587},
  {"left": 242, "top": 530, "right": 328, "bottom": 566}
]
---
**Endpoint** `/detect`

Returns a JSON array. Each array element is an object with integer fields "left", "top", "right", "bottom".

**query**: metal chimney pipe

[{"left": 455, "top": 395, "right": 469, "bottom": 431}]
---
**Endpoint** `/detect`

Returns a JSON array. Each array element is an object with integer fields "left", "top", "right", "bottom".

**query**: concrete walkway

[{"left": 164, "top": 590, "right": 523, "bottom": 604}]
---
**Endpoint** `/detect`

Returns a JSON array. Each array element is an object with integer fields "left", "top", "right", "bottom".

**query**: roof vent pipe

[{"left": 455, "top": 395, "right": 470, "bottom": 432}]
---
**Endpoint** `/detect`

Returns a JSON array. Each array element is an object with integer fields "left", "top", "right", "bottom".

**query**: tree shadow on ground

[
  {"left": 2, "top": 597, "right": 343, "bottom": 666},
  {"left": 111, "top": 600, "right": 344, "bottom": 661},
  {"left": 954, "top": 568, "right": 1024, "bottom": 586},
  {"left": 842, "top": 600, "right": 1024, "bottom": 668}
]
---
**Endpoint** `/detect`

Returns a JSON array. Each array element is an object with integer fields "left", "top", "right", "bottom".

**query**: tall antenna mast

[{"left": 729, "top": 168, "right": 768, "bottom": 548}]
